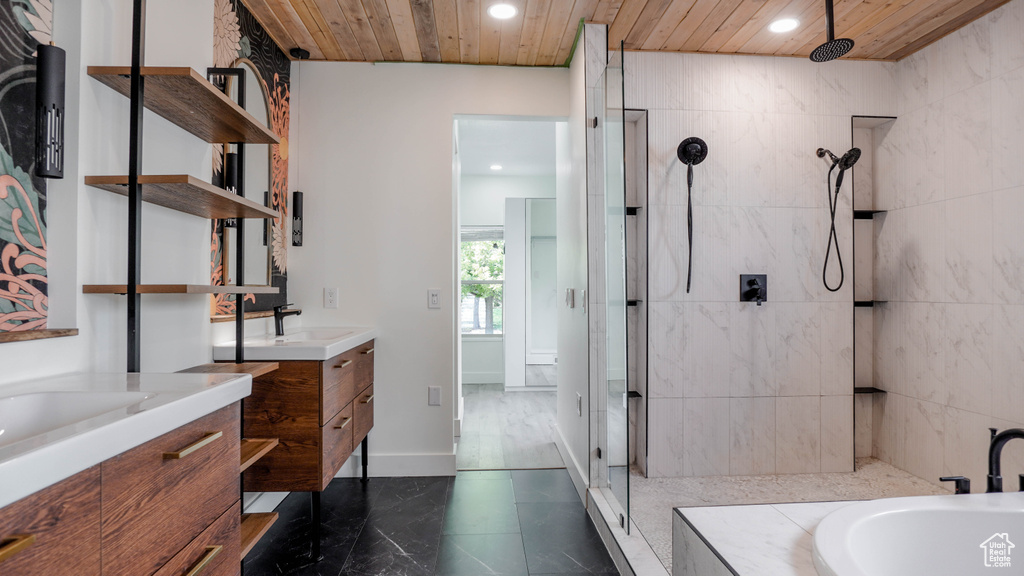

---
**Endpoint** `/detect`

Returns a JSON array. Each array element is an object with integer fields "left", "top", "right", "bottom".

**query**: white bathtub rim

[{"left": 813, "top": 492, "right": 1024, "bottom": 576}]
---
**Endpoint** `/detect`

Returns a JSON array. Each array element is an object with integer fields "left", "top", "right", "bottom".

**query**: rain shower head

[
  {"left": 810, "top": 0, "right": 855, "bottom": 62},
  {"left": 677, "top": 137, "right": 708, "bottom": 166}
]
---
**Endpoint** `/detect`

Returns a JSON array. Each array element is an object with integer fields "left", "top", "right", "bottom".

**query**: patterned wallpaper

[
  {"left": 210, "top": 0, "right": 290, "bottom": 315},
  {"left": 0, "top": 1, "right": 51, "bottom": 332}
]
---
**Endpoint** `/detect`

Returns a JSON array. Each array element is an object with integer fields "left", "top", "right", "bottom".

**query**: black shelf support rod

[{"left": 127, "top": 0, "right": 146, "bottom": 373}]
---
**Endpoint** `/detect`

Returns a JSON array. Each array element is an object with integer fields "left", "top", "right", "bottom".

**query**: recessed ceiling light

[
  {"left": 487, "top": 3, "right": 517, "bottom": 19},
  {"left": 490, "top": 164, "right": 503, "bottom": 171},
  {"left": 769, "top": 18, "right": 799, "bottom": 33}
]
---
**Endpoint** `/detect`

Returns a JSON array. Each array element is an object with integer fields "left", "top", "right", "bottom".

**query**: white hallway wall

[
  {"left": 1, "top": 0, "right": 221, "bottom": 386},
  {"left": 290, "top": 62, "right": 569, "bottom": 475}
]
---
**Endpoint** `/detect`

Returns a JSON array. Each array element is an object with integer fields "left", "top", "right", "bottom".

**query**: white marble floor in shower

[
  {"left": 632, "top": 457, "right": 949, "bottom": 571},
  {"left": 456, "top": 370, "right": 564, "bottom": 470}
]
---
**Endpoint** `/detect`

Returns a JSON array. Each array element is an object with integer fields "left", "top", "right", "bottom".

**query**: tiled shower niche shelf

[
  {"left": 83, "top": 284, "right": 279, "bottom": 295},
  {"left": 85, "top": 175, "right": 278, "bottom": 220},
  {"left": 87, "top": 66, "right": 280, "bottom": 144}
]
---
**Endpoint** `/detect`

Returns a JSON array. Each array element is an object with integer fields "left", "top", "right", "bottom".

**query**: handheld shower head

[
  {"left": 816, "top": 147, "right": 861, "bottom": 171},
  {"left": 677, "top": 137, "right": 708, "bottom": 166}
]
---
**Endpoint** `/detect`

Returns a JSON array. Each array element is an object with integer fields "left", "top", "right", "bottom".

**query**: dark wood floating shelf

[
  {"left": 87, "top": 66, "right": 280, "bottom": 144},
  {"left": 239, "top": 438, "right": 280, "bottom": 473},
  {"left": 177, "top": 361, "right": 280, "bottom": 379},
  {"left": 85, "top": 175, "right": 278, "bottom": 220},
  {"left": 854, "top": 387, "right": 887, "bottom": 394},
  {"left": 0, "top": 328, "right": 79, "bottom": 343},
  {"left": 83, "top": 284, "right": 279, "bottom": 295},
  {"left": 240, "top": 512, "right": 279, "bottom": 560},
  {"left": 854, "top": 210, "right": 887, "bottom": 219}
]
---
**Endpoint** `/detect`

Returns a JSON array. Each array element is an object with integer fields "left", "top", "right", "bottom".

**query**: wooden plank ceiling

[{"left": 242, "top": 0, "right": 1013, "bottom": 64}]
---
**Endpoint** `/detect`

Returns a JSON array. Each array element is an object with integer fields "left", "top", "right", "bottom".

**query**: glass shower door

[{"left": 603, "top": 46, "right": 629, "bottom": 531}]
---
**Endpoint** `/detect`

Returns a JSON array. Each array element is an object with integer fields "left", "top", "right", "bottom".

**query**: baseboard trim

[{"left": 555, "top": 425, "right": 589, "bottom": 504}]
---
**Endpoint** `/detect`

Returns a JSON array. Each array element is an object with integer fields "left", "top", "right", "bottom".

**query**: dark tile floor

[{"left": 244, "top": 468, "right": 619, "bottom": 576}]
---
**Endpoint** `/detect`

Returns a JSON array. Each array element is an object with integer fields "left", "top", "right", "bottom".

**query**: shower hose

[
  {"left": 686, "top": 163, "right": 693, "bottom": 293},
  {"left": 823, "top": 163, "right": 844, "bottom": 292}
]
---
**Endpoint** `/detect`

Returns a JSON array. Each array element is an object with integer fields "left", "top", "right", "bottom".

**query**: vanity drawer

[
  {"left": 321, "top": 349, "right": 359, "bottom": 425},
  {"left": 101, "top": 404, "right": 240, "bottom": 576},
  {"left": 353, "top": 384, "right": 374, "bottom": 446},
  {"left": 355, "top": 339, "right": 375, "bottom": 391},
  {"left": 321, "top": 403, "right": 355, "bottom": 489},
  {"left": 0, "top": 466, "right": 101, "bottom": 576},
  {"left": 153, "top": 501, "right": 240, "bottom": 576}
]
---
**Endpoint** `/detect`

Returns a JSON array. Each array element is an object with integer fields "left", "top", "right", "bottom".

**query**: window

[{"left": 461, "top": 227, "right": 504, "bottom": 334}]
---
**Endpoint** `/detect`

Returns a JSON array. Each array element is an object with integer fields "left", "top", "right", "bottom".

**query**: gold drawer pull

[
  {"left": 362, "top": 348, "right": 374, "bottom": 355},
  {"left": 334, "top": 417, "right": 352, "bottom": 430},
  {"left": 163, "top": 431, "right": 223, "bottom": 460},
  {"left": 184, "top": 545, "right": 223, "bottom": 576},
  {"left": 361, "top": 394, "right": 374, "bottom": 404},
  {"left": 0, "top": 534, "right": 35, "bottom": 564},
  {"left": 335, "top": 359, "right": 353, "bottom": 368}
]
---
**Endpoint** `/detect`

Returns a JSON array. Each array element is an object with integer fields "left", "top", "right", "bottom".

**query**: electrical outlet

[
  {"left": 428, "top": 289, "right": 441, "bottom": 309},
  {"left": 324, "top": 287, "right": 339, "bottom": 309},
  {"left": 576, "top": 392, "right": 582, "bottom": 416},
  {"left": 428, "top": 386, "right": 441, "bottom": 406}
]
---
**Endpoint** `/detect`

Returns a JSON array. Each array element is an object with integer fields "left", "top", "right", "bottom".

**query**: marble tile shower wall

[
  {"left": 624, "top": 50, "right": 898, "bottom": 478},
  {"left": 873, "top": 0, "right": 1024, "bottom": 488}
]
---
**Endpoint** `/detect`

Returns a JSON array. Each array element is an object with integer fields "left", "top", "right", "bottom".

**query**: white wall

[
  {"left": 290, "top": 61, "right": 569, "bottom": 476},
  {"left": 1, "top": 0, "right": 220, "bottom": 386},
  {"left": 460, "top": 174, "right": 555, "bottom": 226},
  {"left": 504, "top": 198, "right": 526, "bottom": 388},
  {"left": 555, "top": 26, "right": 594, "bottom": 499}
]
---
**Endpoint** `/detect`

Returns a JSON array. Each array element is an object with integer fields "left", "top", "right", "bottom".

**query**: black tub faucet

[
  {"left": 986, "top": 427, "right": 1024, "bottom": 492},
  {"left": 273, "top": 303, "right": 302, "bottom": 336}
]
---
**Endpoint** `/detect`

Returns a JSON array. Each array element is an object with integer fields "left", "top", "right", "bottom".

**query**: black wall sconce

[
  {"left": 35, "top": 42, "right": 66, "bottom": 179},
  {"left": 292, "top": 191, "right": 303, "bottom": 246},
  {"left": 222, "top": 152, "right": 239, "bottom": 228}
]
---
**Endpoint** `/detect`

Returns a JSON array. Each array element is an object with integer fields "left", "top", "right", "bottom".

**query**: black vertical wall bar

[
  {"left": 235, "top": 71, "right": 246, "bottom": 364},
  {"left": 127, "top": 0, "right": 146, "bottom": 373}
]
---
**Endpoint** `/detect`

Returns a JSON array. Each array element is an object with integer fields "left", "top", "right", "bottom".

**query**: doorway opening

[{"left": 454, "top": 116, "right": 567, "bottom": 471}]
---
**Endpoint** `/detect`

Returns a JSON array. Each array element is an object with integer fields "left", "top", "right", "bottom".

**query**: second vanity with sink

[{"left": 214, "top": 327, "right": 377, "bottom": 491}]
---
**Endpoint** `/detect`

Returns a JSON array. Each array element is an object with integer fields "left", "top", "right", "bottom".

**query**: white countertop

[
  {"left": 675, "top": 501, "right": 856, "bottom": 576},
  {"left": 0, "top": 372, "right": 251, "bottom": 508},
  {"left": 213, "top": 326, "right": 376, "bottom": 361}
]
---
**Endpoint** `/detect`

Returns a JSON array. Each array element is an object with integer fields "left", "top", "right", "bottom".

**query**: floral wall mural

[
  {"left": 210, "top": 0, "right": 290, "bottom": 316},
  {"left": 0, "top": 1, "right": 52, "bottom": 332}
]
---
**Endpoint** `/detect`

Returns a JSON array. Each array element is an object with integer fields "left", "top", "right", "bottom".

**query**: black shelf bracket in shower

[
  {"left": 854, "top": 387, "right": 887, "bottom": 394},
  {"left": 626, "top": 390, "right": 643, "bottom": 399},
  {"left": 854, "top": 210, "right": 887, "bottom": 220},
  {"left": 854, "top": 300, "right": 887, "bottom": 308},
  {"left": 627, "top": 299, "right": 643, "bottom": 307},
  {"left": 626, "top": 206, "right": 643, "bottom": 216}
]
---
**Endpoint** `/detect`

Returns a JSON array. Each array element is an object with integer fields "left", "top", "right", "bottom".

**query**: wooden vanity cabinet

[
  {"left": 0, "top": 466, "right": 101, "bottom": 576},
  {"left": 0, "top": 403, "right": 242, "bottom": 576},
  {"left": 243, "top": 340, "right": 374, "bottom": 492},
  {"left": 101, "top": 404, "right": 240, "bottom": 576}
]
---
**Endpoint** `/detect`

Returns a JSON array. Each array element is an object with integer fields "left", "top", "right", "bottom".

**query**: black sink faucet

[
  {"left": 273, "top": 304, "right": 302, "bottom": 336},
  {"left": 987, "top": 427, "right": 1024, "bottom": 492}
]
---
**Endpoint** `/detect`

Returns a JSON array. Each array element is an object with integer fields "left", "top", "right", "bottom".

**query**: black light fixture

[
  {"left": 223, "top": 151, "right": 239, "bottom": 228},
  {"left": 290, "top": 48, "right": 310, "bottom": 60},
  {"left": 292, "top": 191, "right": 303, "bottom": 246},
  {"left": 35, "top": 42, "right": 66, "bottom": 179}
]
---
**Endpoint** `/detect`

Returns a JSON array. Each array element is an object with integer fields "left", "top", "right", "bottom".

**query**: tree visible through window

[{"left": 460, "top": 238, "right": 503, "bottom": 334}]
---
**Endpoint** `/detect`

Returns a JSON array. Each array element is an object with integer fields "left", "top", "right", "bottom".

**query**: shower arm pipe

[{"left": 825, "top": 0, "right": 835, "bottom": 43}]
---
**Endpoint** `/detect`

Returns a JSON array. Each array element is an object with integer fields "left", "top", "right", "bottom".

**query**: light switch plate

[
  {"left": 428, "top": 289, "right": 441, "bottom": 309},
  {"left": 324, "top": 287, "right": 339, "bottom": 309},
  {"left": 428, "top": 386, "right": 441, "bottom": 406}
]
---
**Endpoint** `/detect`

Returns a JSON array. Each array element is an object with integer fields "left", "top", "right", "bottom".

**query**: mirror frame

[{"left": 209, "top": 56, "right": 288, "bottom": 319}]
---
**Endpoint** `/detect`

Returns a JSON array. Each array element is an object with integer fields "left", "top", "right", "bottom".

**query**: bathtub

[{"left": 813, "top": 492, "right": 1024, "bottom": 576}]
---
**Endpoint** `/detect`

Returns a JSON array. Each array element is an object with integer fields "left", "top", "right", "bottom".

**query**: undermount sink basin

[
  {"left": 0, "top": 391, "right": 153, "bottom": 448},
  {"left": 213, "top": 326, "right": 376, "bottom": 361}
]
